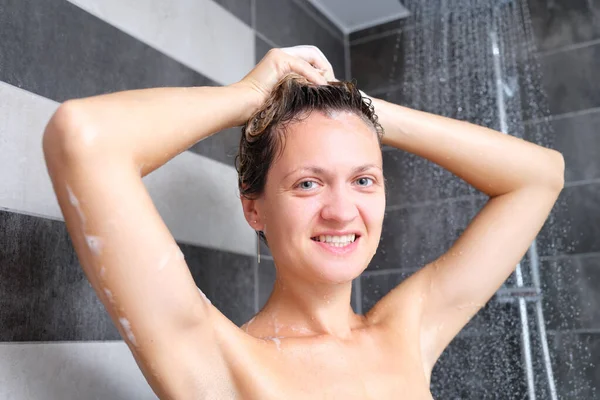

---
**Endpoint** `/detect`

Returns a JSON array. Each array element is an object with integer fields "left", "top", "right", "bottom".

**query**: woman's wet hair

[{"left": 235, "top": 73, "right": 384, "bottom": 246}]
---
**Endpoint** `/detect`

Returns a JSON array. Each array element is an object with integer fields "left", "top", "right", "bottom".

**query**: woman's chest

[{"left": 231, "top": 336, "right": 433, "bottom": 400}]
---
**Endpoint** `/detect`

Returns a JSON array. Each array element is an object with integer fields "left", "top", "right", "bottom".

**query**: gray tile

[
  {"left": 255, "top": 0, "right": 345, "bottom": 79},
  {"left": 382, "top": 149, "right": 474, "bottom": 207},
  {"left": 548, "top": 331, "right": 600, "bottom": 399},
  {"left": 293, "top": 0, "right": 344, "bottom": 42},
  {"left": 430, "top": 333, "right": 527, "bottom": 399},
  {"left": 539, "top": 43, "right": 600, "bottom": 115},
  {"left": 527, "top": 0, "right": 600, "bottom": 53},
  {"left": 537, "top": 183, "right": 600, "bottom": 257},
  {"left": 212, "top": 0, "right": 252, "bottom": 26},
  {"left": 541, "top": 255, "right": 600, "bottom": 331},
  {"left": 360, "top": 270, "right": 414, "bottom": 313},
  {"left": 0, "top": 209, "right": 257, "bottom": 339},
  {"left": 368, "top": 198, "right": 476, "bottom": 271},
  {"left": 537, "top": 111, "right": 600, "bottom": 183},
  {"left": 184, "top": 244, "right": 255, "bottom": 327},
  {"left": 0, "top": 0, "right": 215, "bottom": 103},
  {"left": 0, "top": 210, "right": 119, "bottom": 341},
  {"left": 257, "top": 258, "right": 276, "bottom": 310},
  {"left": 350, "top": 279, "right": 359, "bottom": 313},
  {"left": 350, "top": 30, "right": 406, "bottom": 93},
  {"left": 189, "top": 126, "right": 242, "bottom": 167},
  {"left": 255, "top": 34, "right": 273, "bottom": 64}
]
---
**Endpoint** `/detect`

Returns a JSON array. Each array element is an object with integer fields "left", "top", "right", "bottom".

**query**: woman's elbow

[{"left": 43, "top": 100, "right": 93, "bottom": 160}]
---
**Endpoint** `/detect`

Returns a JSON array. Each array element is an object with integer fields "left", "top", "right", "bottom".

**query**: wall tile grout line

[
  {"left": 350, "top": 28, "right": 405, "bottom": 46},
  {"left": 385, "top": 194, "right": 476, "bottom": 211},
  {"left": 255, "top": 30, "right": 279, "bottom": 49},
  {"left": 537, "top": 37, "right": 600, "bottom": 58},
  {"left": 523, "top": 106, "right": 600, "bottom": 126}
]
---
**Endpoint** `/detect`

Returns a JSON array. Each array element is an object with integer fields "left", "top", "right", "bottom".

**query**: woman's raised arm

[{"left": 41, "top": 46, "right": 336, "bottom": 398}]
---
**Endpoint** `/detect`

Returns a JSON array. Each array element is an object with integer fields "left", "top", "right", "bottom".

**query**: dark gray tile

[
  {"left": 257, "top": 258, "right": 276, "bottom": 310},
  {"left": 212, "top": 0, "right": 252, "bottom": 26},
  {"left": 350, "top": 30, "right": 405, "bottom": 93},
  {"left": 548, "top": 331, "right": 600, "bottom": 399},
  {"left": 189, "top": 126, "right": 242, "bottom": 167},
  {"left": 534, "top": 111, "right": 600, "bottom": 183},
  {"left": 538, "top": 183, "right": 600, "bottom": 257},
  {"left": 382, "top": 149, "right": 474, "bottom": 207},
  {"left": 541, "top": 255, "right": 600, "bottom": 331},
  {"left": 293, "top": 0, "right": 344, "bottom": 42},
  {"left": 184, "top": 244, "right": 255, "bottom": 327},
  {"left": 350, "top": 279, "right": 359, "bottom": 313},
  {"left": 430, "top": 333, "right": 527, "bottom": 399},
  {"left": 0, "top": 0, "right": 215, "bottom": 103},
  {"left": 527, "top": 0, "right": 600, "bottom": 53},
  {"left": 539, "top": 43, "right": 600, "bottom": 115},
  {"left": 0, "top": 210, "right": 119, "bottom": 341},
  {"left": 360, "top": 270, "right": 414, "bottom": 313},
  {"left": 368, "top": 198, "right": 476, "bottom": 271},
  {"left": 349, "top": 18, "right": 408, "bottom": 43},
  {"left": 255, "top": 0, "right": 345, "bottom": 79},
  {"left": 255, "top": 34, "right": 273, "bottom": 64}
]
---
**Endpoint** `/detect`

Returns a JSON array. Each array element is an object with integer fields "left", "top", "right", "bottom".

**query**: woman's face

[{"left": 260, "top": 110, "right": 386, "bottom": 284}]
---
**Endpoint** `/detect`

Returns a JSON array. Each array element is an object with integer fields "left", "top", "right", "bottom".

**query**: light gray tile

[
  {"left": 0, "top": 342, "right": 157, "bottom": 399},
  {"left": 68, "top": 0, "right": 254, "bottom": 85}
]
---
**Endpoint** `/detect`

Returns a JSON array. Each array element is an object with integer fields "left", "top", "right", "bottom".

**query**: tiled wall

[
  {"left": 350, "top": 0, "right": 598, "bottom": 398},
  {"left": 0, "top": 0, "right": 344, "bottom": 398},
  {"left": 527, "top": 0, "right": 600, "bottom": 397}
]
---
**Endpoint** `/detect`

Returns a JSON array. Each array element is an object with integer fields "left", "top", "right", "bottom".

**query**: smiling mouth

[{"left": 310, "top": 234, "right": 360, "bottom": 247}]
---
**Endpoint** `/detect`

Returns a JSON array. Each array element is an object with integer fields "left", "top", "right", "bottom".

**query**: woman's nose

[{"left": 320, "top": 187, "right": 358, "bottom": 223}]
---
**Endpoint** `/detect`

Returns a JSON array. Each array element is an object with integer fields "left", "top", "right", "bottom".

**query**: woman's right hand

[{"left": 233, "top": 45, "right": 336, "bottom": 116}]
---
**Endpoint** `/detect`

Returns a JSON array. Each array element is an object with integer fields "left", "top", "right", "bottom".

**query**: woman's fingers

[
  {"left": 284, "top": 54, "right": 328, "bottom": 85},
  {"left": 280, "top": 45, "right": 335, "bottom": 81}
]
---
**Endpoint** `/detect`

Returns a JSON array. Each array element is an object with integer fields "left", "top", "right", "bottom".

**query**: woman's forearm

[
  {"left": 372, "top": 97, "right": 565, "bottom": 197},
  {"left": 44, "top": 83, "right": 259, "bottom": 176}
]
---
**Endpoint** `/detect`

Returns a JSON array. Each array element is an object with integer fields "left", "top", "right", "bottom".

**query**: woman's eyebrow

[{"left": 282, "top": 164, "right": 381, "bottom": 181}]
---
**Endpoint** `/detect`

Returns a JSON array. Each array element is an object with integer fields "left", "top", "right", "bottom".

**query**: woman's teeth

[{"left": 313, "top": 234, "right": 356, "bottom": 247}]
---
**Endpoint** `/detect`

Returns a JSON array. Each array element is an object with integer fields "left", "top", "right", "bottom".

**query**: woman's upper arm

[{"left": 42, "top": 110, "right": 228, "bottom": 393}]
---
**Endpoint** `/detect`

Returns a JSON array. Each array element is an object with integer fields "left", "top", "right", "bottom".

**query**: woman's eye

[
  {"left": 298, "top": 181, "right": 317, "bottom": 190},
  {"left": 356, "top": 177, "right": 374, "bottom": 187}
]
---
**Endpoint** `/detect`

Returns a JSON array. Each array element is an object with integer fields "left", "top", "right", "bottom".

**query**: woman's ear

[{"left": 240, "top": 195, "right": 262, "bottom": 231}]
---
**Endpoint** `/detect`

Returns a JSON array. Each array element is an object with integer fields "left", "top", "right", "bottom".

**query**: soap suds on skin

[
  {"left": 119, "top": 317, "right": 137, "bottom": 347},
  {"left": 158, "top": 244, "right": 185, "bottom": 271},
  {"left": 264, "top": 336, "right": 284, "bottom": 351},
  {"left": 104, "top": 288, "right": 114, "bottom": 304},
  {"left": 66, "top": 184, "right": 86, "bottom": 225},
  {"left": 85, "top": 235, "right": 104, "bottom": 256}
]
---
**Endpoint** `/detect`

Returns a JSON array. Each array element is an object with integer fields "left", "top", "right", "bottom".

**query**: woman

[{"left": 42, "top": 45, "right": 564, "bottom": 399}]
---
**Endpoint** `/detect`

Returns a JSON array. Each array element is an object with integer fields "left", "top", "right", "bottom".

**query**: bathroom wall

[
  {"left": 0, "top": 0, "right": 344, "bottom": 398},
  {"left": 526, "top": 0, "right": 600, "bottom": 397},
  {"left": 350, "top": 0, "right": 599, "bottom": 398}
]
